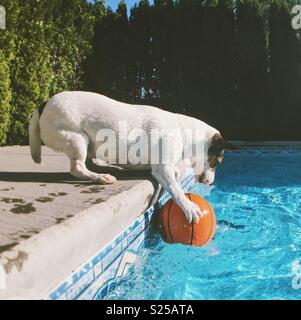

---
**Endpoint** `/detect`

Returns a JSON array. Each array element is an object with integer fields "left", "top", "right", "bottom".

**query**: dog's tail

[{"left": 29, "top": 102, "right": 47, "bottom": 164}]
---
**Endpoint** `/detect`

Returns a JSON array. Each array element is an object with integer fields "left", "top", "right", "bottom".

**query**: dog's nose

[{"left": 199, "top": 174, "right": 210, "bottom": 185}]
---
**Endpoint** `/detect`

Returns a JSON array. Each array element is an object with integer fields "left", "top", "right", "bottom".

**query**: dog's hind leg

[{"left": 58, "top": 130, "right": 117, "bottom": 184}]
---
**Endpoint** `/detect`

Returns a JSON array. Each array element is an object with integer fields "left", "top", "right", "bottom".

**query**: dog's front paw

[
  {"left": 183, "top": 200, "right": 208, "bottom": 224},
  {"left": 98, "top": 174, "right": 117, "bottom": 185}
]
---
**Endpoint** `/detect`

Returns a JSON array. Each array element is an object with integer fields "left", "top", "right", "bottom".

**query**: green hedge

[
  {"left": 0, "top": 0, "right": 98, "bottom": 145},
  {"left": 0, "top": 49, "right": 11, "bottom": 145}
]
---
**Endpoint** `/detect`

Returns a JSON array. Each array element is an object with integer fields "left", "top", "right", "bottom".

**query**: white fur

[{"left": 29, "top": 91, "right": 219, "bottom": 223}]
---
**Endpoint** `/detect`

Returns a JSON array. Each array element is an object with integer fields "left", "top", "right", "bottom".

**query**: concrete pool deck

[{"left": 0, "top": 146, "right": 157, "bottom": 299}]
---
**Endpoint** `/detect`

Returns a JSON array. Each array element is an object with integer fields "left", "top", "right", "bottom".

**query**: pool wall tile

[{"left": 47, "top": 174, "right": 196, "bottom": 300}]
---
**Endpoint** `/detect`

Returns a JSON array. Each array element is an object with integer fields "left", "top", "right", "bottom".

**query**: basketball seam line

[
  {"left": 167, "top": 200, "right": 175, "bottom": 243},
  {"left": 188, "top": 194, "right": 194, "bottom": 246},
  {"left": 204, "top": 205, "right": 214, "bottom": 245},
  {"left": 160, "top": 204, "right": 168, "bottom": 241}
]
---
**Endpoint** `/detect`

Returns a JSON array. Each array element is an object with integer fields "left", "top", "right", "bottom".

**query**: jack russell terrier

[{"left": 29, "top": 91, "right": 237, "bottom": 223}]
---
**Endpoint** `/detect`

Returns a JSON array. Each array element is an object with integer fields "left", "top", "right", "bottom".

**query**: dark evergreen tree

[
  {"left": 148, "top": 0, "right": 175, "bottom": 108},
  {"left": 269, "top": 0, "right": 301, "bottom": 139},
  {"left": 112, "top": 1, "right": 130, "bottom": 100},
  {"left": 235, "top": 0, "right": 268, "bottom": 140},
  {"left": 127, "top": 0, "right": 152, "bottom": 103},
  {"left": 198, "top": 0, "right": 236, "bottom": 131},
  {"left": 87, "top": 1, "right": 129, "bottom": 100}
]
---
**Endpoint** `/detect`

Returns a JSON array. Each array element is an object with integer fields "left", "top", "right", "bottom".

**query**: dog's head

[{"left": 196, "top": 133, "right": 238, "bottom": 185}]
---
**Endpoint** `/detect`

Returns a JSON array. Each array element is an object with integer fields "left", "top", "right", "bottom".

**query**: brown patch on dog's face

[
  {"left": 208, "top": 133, "right": 238, "bottom": 168},
  {"left": 208, "top": 149, "right": 224, "bottom": 168},
  {"left": 196, "top": 133, "right": 238, "bottom": 185}
]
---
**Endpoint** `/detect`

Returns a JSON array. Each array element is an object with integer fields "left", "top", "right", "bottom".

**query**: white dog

[{"left": 29, "top": 91, "right": 236, "bottom": 223}]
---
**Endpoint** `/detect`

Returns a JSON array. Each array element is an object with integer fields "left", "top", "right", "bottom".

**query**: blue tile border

[{"left": 47, "top": 174, "right": 196, "bottom": 300}]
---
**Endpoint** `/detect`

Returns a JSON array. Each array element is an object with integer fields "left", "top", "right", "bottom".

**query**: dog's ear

[{"left": 211, "top": 133, "right": 239, "bottom": 150}]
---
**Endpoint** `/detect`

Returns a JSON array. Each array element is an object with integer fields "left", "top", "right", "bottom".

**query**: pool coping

[
  {"left": 0, "top": 178, "right": 157, "bottom": 300},
  {"left": 232, "top": 141, "right": 301, "bottom": 149},
  {"left": 46, "top": 173, "right": 196, "bottom": 300}
]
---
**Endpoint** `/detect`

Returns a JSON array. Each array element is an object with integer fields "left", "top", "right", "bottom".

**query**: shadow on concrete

[
  {"left": 86, "top": 161, "right": 153, "bottom": 177},
  {"left": 0, "top": 171, "right": 153, "bottom": 184},
  {"left": 0, "top": 172, "right": 81, "bottom": 183}
]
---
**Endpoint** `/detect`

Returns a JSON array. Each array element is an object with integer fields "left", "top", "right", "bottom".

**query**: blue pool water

[{"left": 105, "top": 149, "right": 301, "bottom": 300}]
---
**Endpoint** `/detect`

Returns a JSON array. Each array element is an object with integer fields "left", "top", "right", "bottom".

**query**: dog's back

[{"left": 30, "top": 91, "right": 183, "bottom": 164}]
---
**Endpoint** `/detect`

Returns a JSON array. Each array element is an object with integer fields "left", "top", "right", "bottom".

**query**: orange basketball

[{"left": 160, "top": 194, "right": 216, "bottom": 247}]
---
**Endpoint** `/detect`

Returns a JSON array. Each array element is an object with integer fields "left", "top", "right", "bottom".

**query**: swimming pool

[{"left": 104, "top": 148, "right": 301, "bottom": 300}]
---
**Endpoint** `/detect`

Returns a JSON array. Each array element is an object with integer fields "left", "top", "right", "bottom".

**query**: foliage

[
  {"left": 0, "top": 49, "right": 11, "bottom": 145},
  {"left": 0, "top": 0, "right": 300, "bottom": 144}
]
